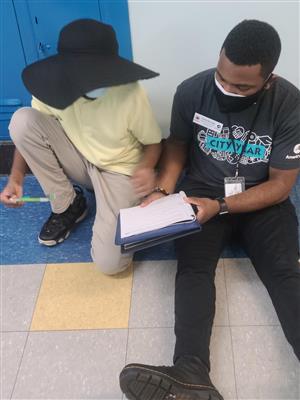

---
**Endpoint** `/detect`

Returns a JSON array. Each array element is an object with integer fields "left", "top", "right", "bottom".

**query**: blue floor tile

[
  {"left": 1, "top": 175, "right": 299, "bottom": 265},
  {"left": 0, "top": 176, "right": 94, "bottom": 265}
]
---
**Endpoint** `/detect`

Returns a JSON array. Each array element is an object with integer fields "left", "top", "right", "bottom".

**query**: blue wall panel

[
  {"left": 99, "top": 0, "right": 133, "bottom": 60},
  {"left": 19, "top": 1, "right": 101, "bottom": 60},
  {"left": 0, "top": 1, "right": 30, "bottom": 140}
]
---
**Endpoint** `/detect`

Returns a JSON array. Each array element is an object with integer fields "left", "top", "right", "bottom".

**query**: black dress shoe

[{"left": 119, "top": 356, "right": 224, "bottom": 400}]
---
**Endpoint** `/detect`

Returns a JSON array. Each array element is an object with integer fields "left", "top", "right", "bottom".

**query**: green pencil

[{"left": 15, "top": 194, "right": 55, "bottom": 203}]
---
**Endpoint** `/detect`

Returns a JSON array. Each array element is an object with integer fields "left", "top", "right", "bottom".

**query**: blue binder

[{"left": 115, "top": 215, "right": 201, "bottom": 253}]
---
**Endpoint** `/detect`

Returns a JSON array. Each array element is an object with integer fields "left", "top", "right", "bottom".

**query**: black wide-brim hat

[{"left": 22, "top": 19, "right": 159, "bottom": 109}]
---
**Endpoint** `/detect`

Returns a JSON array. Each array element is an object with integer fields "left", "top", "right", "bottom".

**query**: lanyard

[{"left": 227, "top": 97, "right": 263, "bottom": 177}]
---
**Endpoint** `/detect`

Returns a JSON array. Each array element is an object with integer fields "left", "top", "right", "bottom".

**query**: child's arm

[
  {"left": 0, "top": 149, "right": 29, "bottom": 207},
  {"left": 131, "top": 142, "right": 162, "bottom": 197}
]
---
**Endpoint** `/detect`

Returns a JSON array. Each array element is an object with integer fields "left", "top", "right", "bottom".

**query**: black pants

[{"left": 173, "top": 197, "right": 300, "bottom": 369}]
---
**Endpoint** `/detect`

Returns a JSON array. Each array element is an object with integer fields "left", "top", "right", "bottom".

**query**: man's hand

[
  {"left": 185, "top": 197, "right": 220, "bottom": 224},
  {"left": 131, "top": 166, "right": 157, "bottom": 197},
  {"left": 0, "top": 179, "right": 24, "bottom": 208}
]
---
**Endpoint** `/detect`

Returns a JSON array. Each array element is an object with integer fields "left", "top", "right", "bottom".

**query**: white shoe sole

[{"left": 38, "top": 207, "right": 88, "bottom": 246}]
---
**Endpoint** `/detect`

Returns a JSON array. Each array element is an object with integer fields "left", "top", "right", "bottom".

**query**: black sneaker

[
  {"left": 119, "top": 356, "right": 224, "bottom": 400},
  {"left": 38, "top": 186, "right": 88, "bottom": 246}
]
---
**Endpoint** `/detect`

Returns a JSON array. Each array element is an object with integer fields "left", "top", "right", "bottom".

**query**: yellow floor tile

[{"left": 30, "top": 263, "right": 133, "bottom": 331}]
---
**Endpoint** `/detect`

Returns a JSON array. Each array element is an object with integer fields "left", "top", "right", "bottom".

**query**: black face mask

[{"left": 214, "top": 79, "right": 267, "bottom": 113}]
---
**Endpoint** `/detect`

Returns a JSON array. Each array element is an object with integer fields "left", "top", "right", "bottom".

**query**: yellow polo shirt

[{"left": 31, "top": 82, "right": 162, "bottom": 175}]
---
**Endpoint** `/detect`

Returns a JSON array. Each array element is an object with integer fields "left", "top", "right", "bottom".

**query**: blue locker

[
  {"left": 99, "top": 0, "right": 133, "bottom": 60},
  {"left": 0, "top": 1, "right": 29, "bottom": 140},
  {"left": 0, "top": 0, "right": 132, "bottom": 141},
  {"left": 16, "top": 1, "right": 102, "bottom": 61}
]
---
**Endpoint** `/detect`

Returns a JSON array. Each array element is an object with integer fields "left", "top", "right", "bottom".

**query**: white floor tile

[
  {"left": 12, "top": 330, "right": 126, "bottom": 399},
  {"left": 130, "top": 260, "right": 229, "bottom": 328},
  {"left": 1, "top": 332, "right": 28, "bottom": 400},
  {"left": 1, "top": 264, "right": 46, "bottom": 331},
  {"left": 231, "top": 326, "right": 299, "bottom": 399},
  {"left": 126, "top": 326, "right": 237, "bottom": 399},
  {"left": 224, "top": 259, "right": 279, "bottom": 326}
]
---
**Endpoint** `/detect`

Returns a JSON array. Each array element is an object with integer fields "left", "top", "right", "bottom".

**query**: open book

[{"left": 115, "top": 191, "right": 201, "bottom": 253}]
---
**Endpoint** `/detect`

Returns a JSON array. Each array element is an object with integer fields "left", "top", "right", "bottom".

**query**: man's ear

[{"left": 265, "top": 73, "right": 277, "bottom": 90}]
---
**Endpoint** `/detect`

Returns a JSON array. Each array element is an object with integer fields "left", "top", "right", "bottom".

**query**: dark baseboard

[
  {"left": 0, "top": 141, "right": 33, "bottom": 175},
  {"left": 0, "top": 141, "right": 15, "bottom": 175}
]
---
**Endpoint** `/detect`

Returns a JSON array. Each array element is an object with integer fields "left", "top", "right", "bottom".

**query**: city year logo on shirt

[{"left": 197, "top": 125, "right": 272, "bottom": 165}]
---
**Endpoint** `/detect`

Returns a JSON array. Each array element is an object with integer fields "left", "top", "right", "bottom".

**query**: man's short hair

[{"left": 222, "top": 20, "right": 281, "bottom": 78}]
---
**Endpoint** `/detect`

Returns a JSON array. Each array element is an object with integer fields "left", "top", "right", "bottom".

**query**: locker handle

[
  {"left": 0, "top": 99, "right": 22, "bottom": 106},
  {"left": 39, "top": 42, "right": 51, "bottom": 53}
]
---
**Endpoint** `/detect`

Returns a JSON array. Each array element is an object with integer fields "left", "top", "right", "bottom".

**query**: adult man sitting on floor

[{"left": 119, "top": 19, "right": 300, "bottom": 400}]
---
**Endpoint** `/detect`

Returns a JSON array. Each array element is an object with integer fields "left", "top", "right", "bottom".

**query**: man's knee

[
  {"left": 9, "top": 107, "right": 41, "bottom": 144},
  {"left": 91, "top": 246, "right": 132, "bottom": 275}
]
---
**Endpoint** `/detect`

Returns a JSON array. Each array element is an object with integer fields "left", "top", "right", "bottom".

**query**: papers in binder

[{"left": 115, "top": 191, "right": 201, "bottom": 252}]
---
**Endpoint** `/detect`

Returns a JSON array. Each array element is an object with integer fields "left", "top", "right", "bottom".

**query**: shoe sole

[
  {"left": 38, "top": 208, "right": 88, "bottom": 246},
  {"left": 120, "top": 366, "right": 224, "bottom": 400}
]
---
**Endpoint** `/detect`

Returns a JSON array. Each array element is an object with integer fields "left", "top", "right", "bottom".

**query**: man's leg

[
  {"left": 174, "top": 215, "right": 233, "bottom": 370},
  {"left": 239, "top": 198, "right": 300, "bottom": 361},
  {"left": 87, "top": 167, "right": 139, "bottom": 275},
  {"left": 9, "top": 107, "right": 91, "bottom": 243},
  {"left": 119, "top": 214, "right": 233, "bottom": 399}
]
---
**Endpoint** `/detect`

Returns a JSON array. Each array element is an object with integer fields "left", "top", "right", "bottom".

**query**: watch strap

[
  {"left": 152, "top": 187, "right": 169, "bottom": 196},
  {"left": 216, "top": 197, "right": 229, "bottom": 215}
]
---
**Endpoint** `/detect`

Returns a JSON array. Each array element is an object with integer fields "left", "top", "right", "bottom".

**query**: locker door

[
  {"left": 15, "top": 0, "right": 102, "bottom": 61},
  {"left": 0, "top": 1, "right": 30, "bottom": 140},
  {"left": 99, "top": 0, "right": 133, "bottom": 60}
]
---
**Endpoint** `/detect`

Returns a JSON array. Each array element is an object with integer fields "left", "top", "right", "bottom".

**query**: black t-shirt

[{"left": 171, "top": 68, "right": 300, "bottom": 197}]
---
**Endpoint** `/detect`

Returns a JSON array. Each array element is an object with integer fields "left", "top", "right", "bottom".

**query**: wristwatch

[
  {"left": 216, "top": 197, "right": 229, "bottom": 215},
  {"left": 152, "top": 187, "right": 169, "bottom": 196}
]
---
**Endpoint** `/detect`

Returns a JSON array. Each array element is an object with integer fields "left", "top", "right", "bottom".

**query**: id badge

[{"left": 224, "top": 177, "right": 245, "bottom": 197}]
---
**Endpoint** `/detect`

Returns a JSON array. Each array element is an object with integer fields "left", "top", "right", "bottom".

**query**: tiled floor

[
  {"left": 1, "top": 259, "right": 299, "bottom": 399},
  {"left": 1, "top": 176, "right": 300, "bottom": 399}
]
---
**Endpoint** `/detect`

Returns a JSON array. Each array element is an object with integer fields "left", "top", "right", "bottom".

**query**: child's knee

[
  {"left": 9, "top": 107, "right": 40, "bottom": 144},
  {"left": 91, "top": 247, "right": 132, "bottom": 275}
]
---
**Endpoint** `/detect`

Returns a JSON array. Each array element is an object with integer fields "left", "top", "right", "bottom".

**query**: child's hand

[
  {"left": 0, "top": 180, "right": 24, "bottom": 208},
  {"left": 131, "top": 167, "right": 156, "bottom": 197},
  {"left": 139, "top": 191, "right": 165, "bottom": 207}
]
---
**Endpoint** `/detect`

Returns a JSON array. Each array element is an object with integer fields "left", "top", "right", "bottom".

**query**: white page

[{"left": 120, "top": 191, "right": 196, "bottom": 238}]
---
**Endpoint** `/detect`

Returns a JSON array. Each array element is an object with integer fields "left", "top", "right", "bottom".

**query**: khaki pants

[{"left": 9, "top": 107, "right": 139, "bottom": 275}]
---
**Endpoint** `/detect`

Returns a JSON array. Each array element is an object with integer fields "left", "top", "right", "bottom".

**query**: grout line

[
  {"left": 10, "top": 262, "right": 47, "bottom": 398},
  {"left": 8, "top": 330, "right": 31, "bottom": 400},
  {"left": 120, "top": 262, "right": 136, "bottom": 400},
  {"left": 222, "top": 258, "right": 239, "bottom": 400},
  {"left": 0, "top": 322, "right": 281, "bottom": 335},
  {"left": 220, "top": 258, "right": 231, "bottom": 327},
  {"left": 123, "top": 262, "right": 136, "bottom": 367},
  {"left": 28, "top": 264, "right": 48, "bottom": 332}
]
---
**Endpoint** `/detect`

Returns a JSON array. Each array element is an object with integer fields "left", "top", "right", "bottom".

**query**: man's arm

[
  {"left": 0, "top": 149, "right": 29, "bottom": 207},
  {"left": 224, "top": 167, "right": 299, "bottom": 213},
  {"left": 186, "top": 167, "right": 300, "bottom": 223}
]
